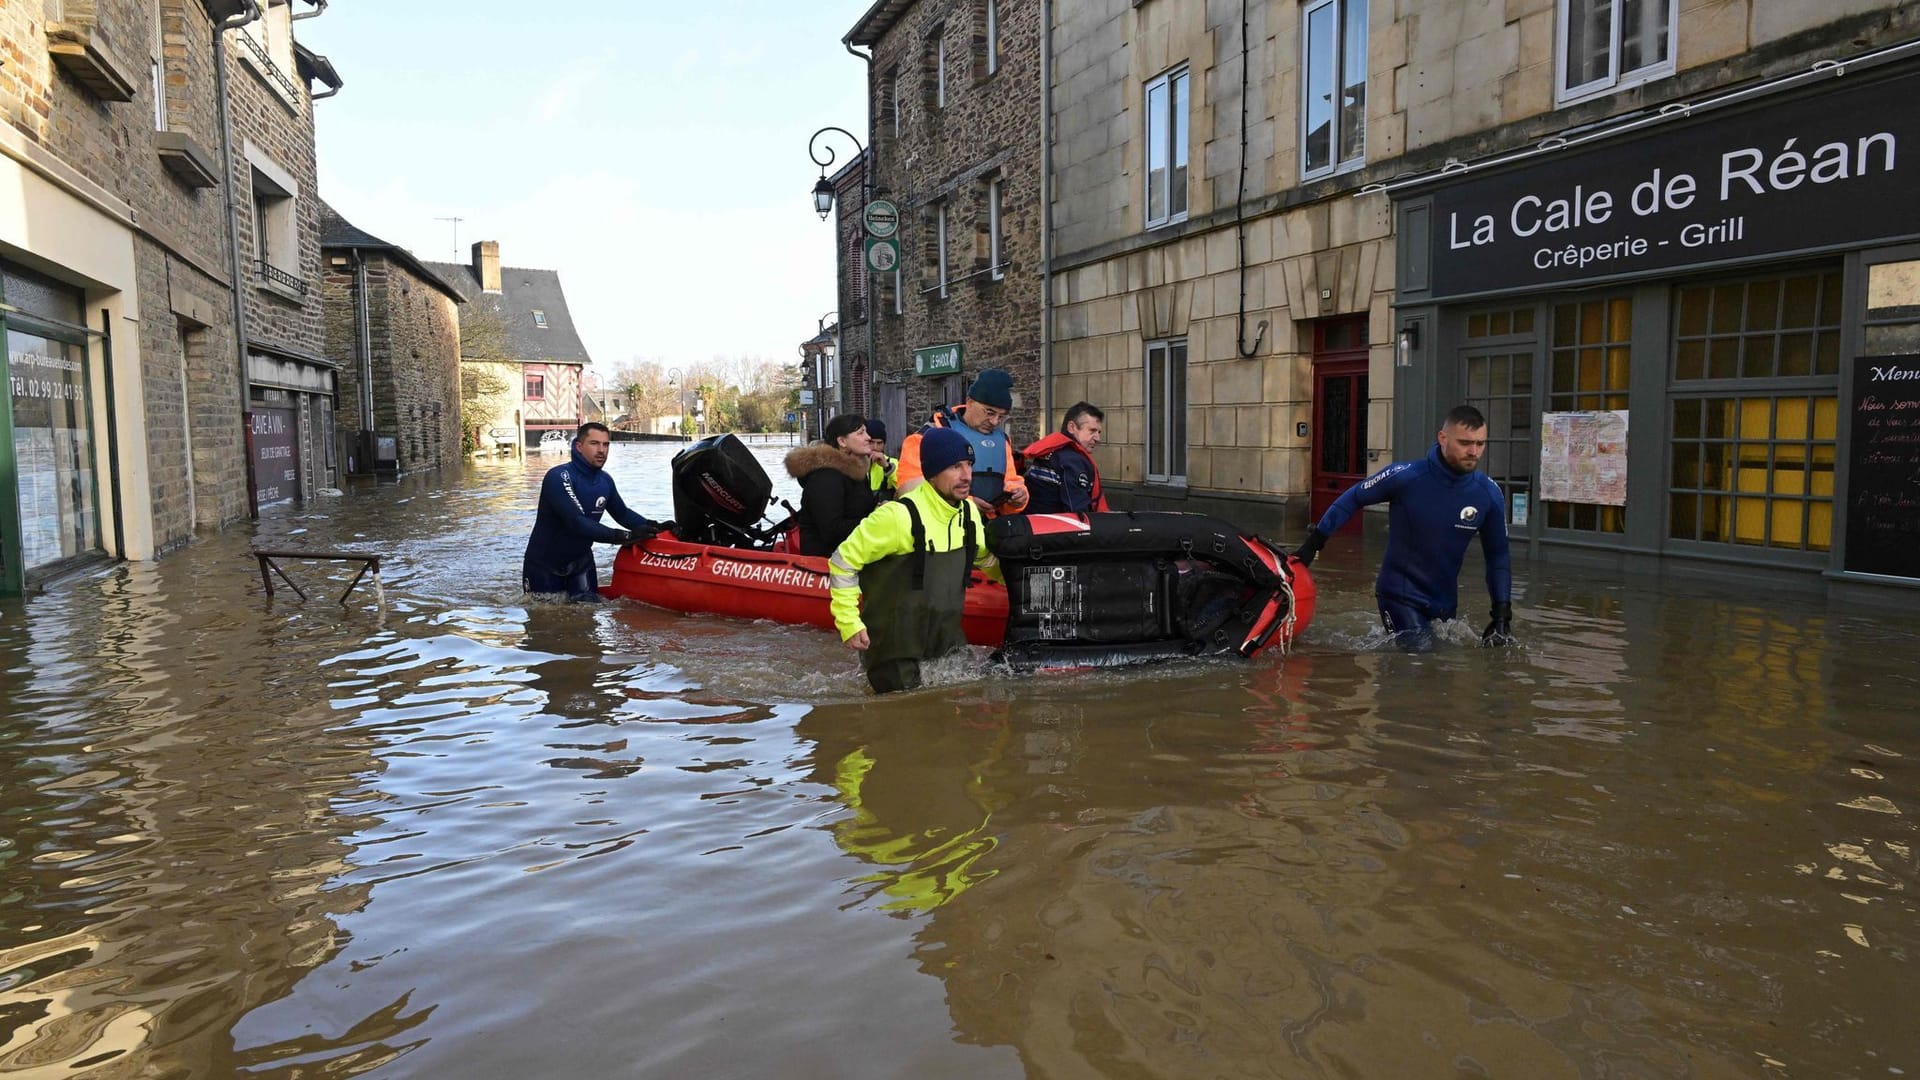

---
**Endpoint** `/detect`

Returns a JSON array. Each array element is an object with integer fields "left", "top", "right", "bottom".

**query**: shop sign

[
  {"left": 1420, "top": 66, "right": 1920, "bottom": 299},
  {"left": 864, "top": 237, "right": 899, "bottom": 273},
  {"left": 863, "top": 200, "right": 900, "bottom": 238},
  {"left": 1843, "top": 354, "right": 1920, "bottom": 579},
  {"left": 913, "top": 342, "right": 962, "bottom": 377},
  {"left": 251, "top": 408, "right": 299, "bottom": 507}
]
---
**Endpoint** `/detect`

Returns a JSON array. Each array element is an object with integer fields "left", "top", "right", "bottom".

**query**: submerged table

[{"left": 251, "top": 548, "right": 384, "bottom": 606}]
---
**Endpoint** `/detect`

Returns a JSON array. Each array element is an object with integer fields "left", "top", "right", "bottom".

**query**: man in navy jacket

[
  {"left": 522, "top": 422, "right": 666, "bottom": 601},
  {"left": 1293, "top": 405, "right": 1516, "bottom": 651},
  {"left": 1022, "top": 401, "right": 1109, "bottom": 514}
]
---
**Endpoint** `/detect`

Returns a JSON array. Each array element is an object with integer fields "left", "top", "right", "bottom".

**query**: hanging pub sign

[{"left": 1420, "top": 65, "right": 1920, "bottom": 300}]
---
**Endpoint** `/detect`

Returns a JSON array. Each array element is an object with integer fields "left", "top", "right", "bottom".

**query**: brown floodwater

[{"left": 1, "top": 443, "right": 1915, "bottom": 1079}]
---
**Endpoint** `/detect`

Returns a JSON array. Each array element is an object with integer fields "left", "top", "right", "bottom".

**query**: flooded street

[{"left": 2, "top": 442, "right": 1916, "bottom": 1079}]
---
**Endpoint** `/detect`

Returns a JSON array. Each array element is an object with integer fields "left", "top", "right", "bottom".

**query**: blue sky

[{"left": 301, "top": 2, "right": 871, "bottom": 375}]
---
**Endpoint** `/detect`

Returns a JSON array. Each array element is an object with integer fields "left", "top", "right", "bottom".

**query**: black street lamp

[
  {"left": 807, "top": 126, "right": 865, "bottom": 220},
  {"left": 807, "top": 125, "right": 874, "bottom": 437}
]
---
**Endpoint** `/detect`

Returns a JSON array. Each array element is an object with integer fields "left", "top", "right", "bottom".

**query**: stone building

[
  {"left": 319, "top": 203, "right": 466, "bottom": 476},
  {"left": 844, "top": 0, "right": 1047, "bottom": 449},
  {"left": 427, "top": 243, "right": 593, "bottom": 452},
  {"left": 1048, "top": 0, "right": 1393, "bottom": 535},
  {"left": 227, "top": 1, "right": 341, "bottom": 509},
  {"left": 1044, "top": 0, "right": 1920, "bottom": 593},
  {"left": 1382, "top": 1, "right": 1920, "bottom": 590},
  {"left": 0, "top": 0, "right": 340, "bottom": 595}
]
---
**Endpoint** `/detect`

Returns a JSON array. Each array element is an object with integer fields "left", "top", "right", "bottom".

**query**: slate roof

[
  {"left": 422, "top": 254, "right": 593, "bottom": 366},
  {"left": 317, "top": 202, "right": 467, "bottom": 304}
]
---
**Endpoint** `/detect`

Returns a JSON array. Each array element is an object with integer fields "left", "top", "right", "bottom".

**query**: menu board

[
  {"left": 1844, "top": 355, "right": 1920, "bottom": 578},
  {"left": 1538, "top": 410, "right": 1628, "bottom": 506}
]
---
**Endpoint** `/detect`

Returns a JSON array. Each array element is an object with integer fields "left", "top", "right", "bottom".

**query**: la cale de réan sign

[{"left": 1420, "top": 66, "right": 1920, "bottom": 300}]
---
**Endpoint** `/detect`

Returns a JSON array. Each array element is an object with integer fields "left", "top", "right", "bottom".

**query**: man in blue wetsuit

[
  {"left": 1293, "top": 405, "right": 1516, "bottom": 651},
  {"left": 522, "top": 422, "right": 669, "bottom": 601}
]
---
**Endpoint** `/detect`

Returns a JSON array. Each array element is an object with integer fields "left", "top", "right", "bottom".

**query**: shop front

[
  {"left": 2, "top": 262, "right": 104, "bottom": 591},
  {"left": 1389, "top": 58, "right": 1920, "bottom": 590},
  {"left": 246, "top": 348, "right": 338, "bottom": 510}
]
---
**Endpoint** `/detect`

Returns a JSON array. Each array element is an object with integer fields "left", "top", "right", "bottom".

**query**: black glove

[
  {"left": 651, "top": 519, "right": 677, "bottom": 539},
  {"left": 1292, "top": 528, "right": 1328, "bottom": 568},
  {"left": 607, "top": 528, "right": 634, "bottom": 546},
  {"left": 1481, "top": 601, "right": 1515, "bottom": 646}
]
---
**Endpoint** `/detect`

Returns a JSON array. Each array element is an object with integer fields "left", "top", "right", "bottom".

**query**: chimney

[{"left": 473, "top": 240, "right": 501, "bottom": 294}]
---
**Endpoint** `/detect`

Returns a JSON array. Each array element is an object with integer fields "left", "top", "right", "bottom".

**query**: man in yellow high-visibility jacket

[{"left": 830, "top": 427, "right": 1000, "bottom": 694}]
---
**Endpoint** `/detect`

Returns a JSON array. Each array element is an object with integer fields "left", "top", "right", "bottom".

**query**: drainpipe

[
  {"left": 214, "top": 0, "right": 262, "bottom": 517},
  {"left": 1234, "top": 0, "right": 1269, "bottom": 358},
  {"left": 353, "top": 249, "right": 373, "bottom": 430},
  {"left": 290, "top": 0, "right": 325, "bottom": 18},
  {"left": 99, "top": 308, "right": 125, "bottom": 560},
  {"left": 1039, "top": 0, "right": 1054, "bottom": 427}
]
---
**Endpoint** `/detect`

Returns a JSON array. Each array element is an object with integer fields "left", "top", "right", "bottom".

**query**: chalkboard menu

[{"left": 1844, "top": 355, "right": 1920, "bottom": 578}]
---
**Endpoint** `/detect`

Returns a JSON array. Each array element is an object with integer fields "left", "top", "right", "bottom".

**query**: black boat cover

[{"left": 986, "top": 510, "right": 1295, "bottom": 670}]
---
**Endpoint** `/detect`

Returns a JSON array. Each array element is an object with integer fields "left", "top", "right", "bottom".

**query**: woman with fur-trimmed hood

[{"left": 785, "top": 414, "right": 881, "bottom": 557}]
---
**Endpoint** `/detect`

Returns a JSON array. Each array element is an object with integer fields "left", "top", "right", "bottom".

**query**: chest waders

[{"left": 859, "top": 499, "right": 978, "bottom": 694}]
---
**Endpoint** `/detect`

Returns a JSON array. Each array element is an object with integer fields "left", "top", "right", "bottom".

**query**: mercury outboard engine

[{"left": 669, "top": 434, "right": 793, "bottom": 548}]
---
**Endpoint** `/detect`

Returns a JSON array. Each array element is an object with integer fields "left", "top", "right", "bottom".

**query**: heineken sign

[
  {"left": 863, "top": 199, "right": 900, "bottom": 238},
  {"left": 913, "top": 342, "right": 962, "bottom": 377}
]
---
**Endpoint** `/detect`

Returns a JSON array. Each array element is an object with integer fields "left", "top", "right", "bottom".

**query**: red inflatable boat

[
  {"left": 606, "top": 536, "right": 1011, "bottom": 645},
  {"left": 601, "top": 435, "right": 1315, "bottom": 668}
]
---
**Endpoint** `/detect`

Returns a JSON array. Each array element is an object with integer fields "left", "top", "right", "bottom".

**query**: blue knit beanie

[
  {"left": 967, "top": 369, "right": 1014, "bottom": 410},
  {"left": 864, "top": 418, "right": 887, "bottom": 444},
  {"left": 918, "top": 427, "right": 974, "bottom": 477}
]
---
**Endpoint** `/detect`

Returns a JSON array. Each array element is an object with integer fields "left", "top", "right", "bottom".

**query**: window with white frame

[
  {"left": 1557, "top": 0, "right": 1675, "bottom": 104},
  {"left": 1144, "top": 66, "right": 1189, "bottom": 229},
  {"left": 935, "top": 30, "right": 948, "bottom": 109},
  {"left": 1145, "top": 338, "right": 1188, "bottom": 482},
  {"left": 988, "top": 177, "right": 1005, "bottom": 280},
  {"left": 888, "top": 67, "right": 902, "bottom": 138},
  {"left": 985, "top": 0, "right": 999, "bottom": 76},
  {"left": 1301, "top": 0, "right": 1367, "bottom": 179},
  {"left": 936, "top": 202, "right": 950, "bottom": 298},
  {"left": 150, "top": 0, "right": 167, "bottom": 130},
  {"left": 249, "top": 166, "right": 297, "bottom": 275},
  {"left": 533, "top": 310, "right": 549, "bottom": 329}
]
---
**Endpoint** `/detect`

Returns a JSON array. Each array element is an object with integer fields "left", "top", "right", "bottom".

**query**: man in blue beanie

[
  {"left": 863, "top": 417, "right": 898, "bottom": 498},
  {"left": 829, "top": 426, "right": 1002, "bottom": 693},
  {"left": 896, "top": 368, "right": 1028, "bottom": 517},
  {"left": 522, "top": 422, "right": 669, "bottom": 601}
]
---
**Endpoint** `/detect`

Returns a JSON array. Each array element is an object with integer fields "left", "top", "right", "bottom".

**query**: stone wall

[
  {"left": 227, "top": 8, "right": 325, "bottom": 363},
  {"left": 323, "top": 255, "right": 465, "bottom": 474},
  {"left": 1, "top": 0, "right": 254, "bottom": 552},
  {"left": 863, "top": 0, "right": 1046, "bottom": 446}
]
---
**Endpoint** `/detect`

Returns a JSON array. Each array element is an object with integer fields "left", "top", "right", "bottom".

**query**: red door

[{"left": 1310, "top": 319, "right": 1369, "bottom": 528}]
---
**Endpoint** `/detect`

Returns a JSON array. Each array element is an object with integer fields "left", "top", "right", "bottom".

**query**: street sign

[
  {"left": 863, "top": 199, "right": 900, "bottom": 238},
  {"left": 864, "top": 237, "right": 899, "bottom": 273},
  {"left": 913, "top": 342, "right": 963, "bottom": 377}
]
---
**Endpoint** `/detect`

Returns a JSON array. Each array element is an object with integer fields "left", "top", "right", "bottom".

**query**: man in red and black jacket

[{"left": 1022, "top": 401, "right": 1109, "bottom": 514}]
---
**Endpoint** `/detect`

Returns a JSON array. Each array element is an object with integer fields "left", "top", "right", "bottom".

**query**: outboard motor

[{"left": 669, "top": 434, "right": 791, "bottom": 547}]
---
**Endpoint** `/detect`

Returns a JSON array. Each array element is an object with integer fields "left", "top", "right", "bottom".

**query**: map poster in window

[{"left": 1538, "top": 410, "right": 1629, "bottom": 506}]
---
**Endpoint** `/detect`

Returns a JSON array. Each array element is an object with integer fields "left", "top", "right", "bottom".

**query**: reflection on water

[{"left": 1, "top": 445, "right": 1915, "bottom": 1078}]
